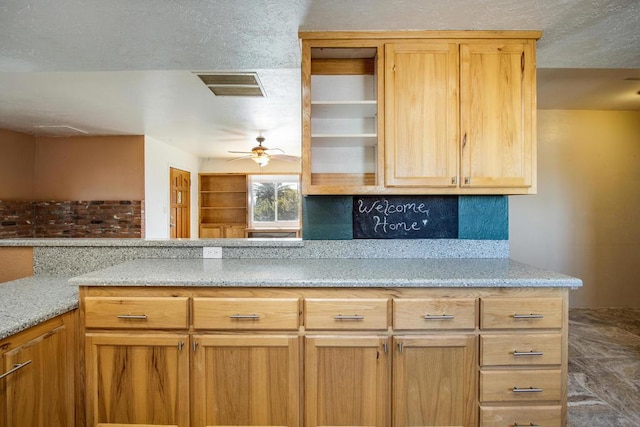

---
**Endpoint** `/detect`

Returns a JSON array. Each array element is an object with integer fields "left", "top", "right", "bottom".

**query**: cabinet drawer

[
  {"left": 84, "top": 297, "right": 189, "bottom": 329},
  {"left": 393, "top": 298, "right": 476, "bottom": 330},
  {"left": 305, "top": 298, "right": 388, "bottom": 330},
  {"left": 193, "top": 298, "right": 299, "bottom": 330},
  {"left": 480, "top": 370, "right": 562, "bottom": 402},
  {"left": 481, "top": 334, "right": 562, "bottom": 366},
  {"left": 480, "top": 405, "right": 562, "bottom": 427},
  {"left": 481, "top": 297, "right": 563, "bottom": 329}
]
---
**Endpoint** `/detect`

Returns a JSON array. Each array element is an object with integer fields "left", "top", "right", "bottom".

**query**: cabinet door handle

[
  {"left": 424, "top": 314, "right": 455, "bottom": 320},
  {"left": 513, "top": 350, "right": 544, "bottom": 357},
  {"left": 229, "top": 314, "right": 260, "bottom": 320},
  {"left": 116, "top": 314, "right": 148, "bottom": 320},
  {"left": 513, "top": 313, "right": 544, "bottom": 319},
  {"left": 334, "top": 314, "right": 364, "bottom": 320},
  {"left": 512, "top": 386, "right": 543, "bottom": 393},
  {"left": 0, "top": 360, "right": 32, "bottom": 380},
  {"left": 514, "top": 423, "right": 541, "bottom": 427},
  {"left": 462, "top": 133, "right": 467, "bottom": 148}
]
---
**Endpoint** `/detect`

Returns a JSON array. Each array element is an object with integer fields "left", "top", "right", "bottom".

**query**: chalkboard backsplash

[
  {"left": 353, "top": 196, "right": 458, "bottom": 239},
  {"left": 302, "top": 195, "right": 508, "bottom": 241}
]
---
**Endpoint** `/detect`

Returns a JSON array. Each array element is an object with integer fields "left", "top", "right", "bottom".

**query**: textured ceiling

[{"left": 0, "top": 0, "right": 638, "bottom": 159}]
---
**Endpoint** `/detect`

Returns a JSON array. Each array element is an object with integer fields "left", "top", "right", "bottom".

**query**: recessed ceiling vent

[{"left": 196, "top": 72, "right": 266, "bottom": 97}]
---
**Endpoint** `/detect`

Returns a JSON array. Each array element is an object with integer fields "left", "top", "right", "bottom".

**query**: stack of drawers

[{"left": 479, "top": 297, "right": 565, "bottom": 427}]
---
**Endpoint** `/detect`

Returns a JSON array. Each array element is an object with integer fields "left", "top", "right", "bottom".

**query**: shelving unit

[
  {"left": 199, "top": 174, "right": 247, "bottom": 238},
  {"left": 303, "top": 43, "right": 384, "bottom": 193}
]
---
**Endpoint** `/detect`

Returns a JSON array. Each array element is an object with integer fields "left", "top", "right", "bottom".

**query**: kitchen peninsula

[
  {"left": 1, "top": 237, "right": 581, "bottom": 427},
  {"left": 68, "top": 242, "right": 578, "bottom": 427}
]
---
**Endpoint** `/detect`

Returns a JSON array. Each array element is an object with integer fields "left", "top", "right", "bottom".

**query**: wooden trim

[
  {"left": 311, "top": 58, "right": 375, "bottom": 75},
  {"left": 299, "top": 30, "right": 543, "bottom": 40},
  {"left": 0, "top": 247, "right": 33, "bottom": 282}
]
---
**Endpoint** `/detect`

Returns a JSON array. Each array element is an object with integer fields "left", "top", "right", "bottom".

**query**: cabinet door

[
  {"left": 393, "top": 335, "right": 476, "bottom": 427},
  {"left": 385, "top": 42, "right": 459, "bottom": 187},
  {"left": 460, "top": 40, "right": 536, "bottom": 190},
  {"left": 192, "top": 335, "right": 299, "bottom": 427},
  {"left": 85, "top": 333, "right": 189, "bottom": 427},
  {"left": 0, "top": 313, "right": 75, "bottom": 427},
  {"left": 305, "top": 335, "right": 388, "bottom": 427},
  {"left": 223, "top": 224, "right": 246, "bottom": 238}
]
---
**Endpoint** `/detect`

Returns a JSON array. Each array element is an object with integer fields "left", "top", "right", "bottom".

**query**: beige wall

[
  {"left": 0, "top": 129, "right": 36, "bottom": 199},
  {"left": 34, "top": 135, "right": 145, "bottom": 200},
  {"left": 1, "top": 130, "right": 145, "bottom": 201},
  {"left": 510, "top": 110, "right": 640, "bottom": 308}
]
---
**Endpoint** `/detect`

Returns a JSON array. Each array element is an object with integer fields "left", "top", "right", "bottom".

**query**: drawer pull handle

[
  {"left": 514, "top": 423, "right": 541, "bottom": 427},
  {"left": 334, "top": 314, "right": 364, "bottom": 320},
  {"left": 512, "top": 386, "right": 543, "bottom": 393},
  {"left": 229, "top": 314, "right": 260, "bottom": 320},
  {"left": 513, "top": 350, "right": 544, "bottom": 357},
  {"left": 0, "top": 360, "right": 32, "bottom": 380},
  {"left": 424, "top": 314, "right": 455, "bottom": 320},
  {"left": 116, "top": 314, "right": 148, "bottom": 320},
  {"left": 513, "top": 313, "right": 544, "bottom": 319}
]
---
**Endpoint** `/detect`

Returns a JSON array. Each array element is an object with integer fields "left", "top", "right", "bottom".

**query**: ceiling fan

[{"left": 228, "top": 136, "right": 299, "bottom": 167}]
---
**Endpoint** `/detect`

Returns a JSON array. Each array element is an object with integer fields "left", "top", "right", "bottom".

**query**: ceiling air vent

[{"left": 196, "top": 72, "right": 266, "bottom": 97}]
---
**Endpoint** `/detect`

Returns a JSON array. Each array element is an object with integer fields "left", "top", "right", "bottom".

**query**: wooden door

[
  {"left": 393, "top": 335, "right": 476, "bottom": 427},
  {"left": 385, "top": 42, "right": 459, "bottom": 187},
  {"left": 84, "top": 333, "right": 190, "bottom": 427},
  {"left": 1, "top": 314, "right": 75, "bottom": 427},
  {"left": 305, "top": 335, "right": 389, "bottom": 427},
  {"left": 170, "top": 167, "right": 191, "bottom": 238},
  {"left": 192, "top": 334, "right": 300, "bottom": 427},
  {"left": 459, "top": 40, "right": 535, "bottom": 189}
]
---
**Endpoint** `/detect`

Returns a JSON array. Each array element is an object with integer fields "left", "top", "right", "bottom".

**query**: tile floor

[{"left": 568, "top": 308, "right": 640, "bottom": 426}]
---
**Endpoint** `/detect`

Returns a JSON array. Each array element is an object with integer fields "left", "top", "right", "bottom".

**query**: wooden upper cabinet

[
  {"left": 459, "top": 40, "right": 536, "bottom": 191},
  {"left": 300, "top": 31, "right": 540, "bottom": 195},
  {"left": 385, "top": 42, "right": 459, "bottom": 188}
]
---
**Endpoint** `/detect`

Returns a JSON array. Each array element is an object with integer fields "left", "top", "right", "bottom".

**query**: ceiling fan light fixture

[{"left": 252, "top": 152, "right": 270, "bottom": 167}]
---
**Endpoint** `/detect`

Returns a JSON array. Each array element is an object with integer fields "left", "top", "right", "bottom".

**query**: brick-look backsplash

[
  {"left": 0, "top": 200, "right": 143, "bottom": 238},
  {"left": 0, "top": 200, "right": 35, "bottom": 238}
]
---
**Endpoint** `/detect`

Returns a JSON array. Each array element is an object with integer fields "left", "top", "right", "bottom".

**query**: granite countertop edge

[
  {"left": 0, "top": 276, "right": 78, "bottom": 341},
  {"left": 69, "top": 258, "right": 583, "bottom": 289}
]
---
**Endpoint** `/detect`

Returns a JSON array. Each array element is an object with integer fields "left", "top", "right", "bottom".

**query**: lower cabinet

[
  {"left": 192, "top": 334, "right": 300, "bottom": 427},
  {"left": 0, "top": 311, "right": 76, "bottom": 427},
  {"left": 305, "top": 335, "right": 389, "bottom": 427},
  {"left": 393, "top": 335, "right": 476, "bottom": 427},
  {"left": 84, "top": 333, "right": 190, "bottom": 427},
  {"left": 80, "top": 287, "right": 568, "bottom": 427}
]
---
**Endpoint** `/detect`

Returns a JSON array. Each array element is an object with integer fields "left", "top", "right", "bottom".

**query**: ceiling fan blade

[
  {"left": 270, "top": 154, "right": 300, "bottom": 162},
  {"left": 226, "top": 155, "right": 252, "bottom": 162},
  {"left": 228, "top": 150, "right": 253, "bottom": 154},
  {"left": 264, "top": 147, "right": 285, "bottom": 154}
]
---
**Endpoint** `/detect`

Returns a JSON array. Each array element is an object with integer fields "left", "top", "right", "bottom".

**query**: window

[{"left": 249, "top": 175, "right": 301, "bottom": 229}]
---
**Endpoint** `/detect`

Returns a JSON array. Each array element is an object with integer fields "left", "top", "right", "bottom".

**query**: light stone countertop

[
  {"left": 70, "top": 258, "right": 583, "bottom": 289},
  {"left": 0, "top": 276, "right": 78, "bottom": 340}
]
